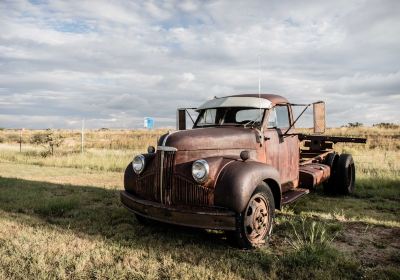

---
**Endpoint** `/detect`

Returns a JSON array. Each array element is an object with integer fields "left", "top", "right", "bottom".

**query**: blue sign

[{"left": 144, "top": 117, "right": 154, "bottom": 129}]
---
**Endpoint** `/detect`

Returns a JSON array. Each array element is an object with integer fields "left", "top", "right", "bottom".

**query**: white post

[{"left": 81, "top": 119, "right": 84, "bottom": 154}]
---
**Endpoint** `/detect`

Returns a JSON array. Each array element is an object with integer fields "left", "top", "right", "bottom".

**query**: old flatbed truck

[{"left": 121, "top": 94, "right": 366, "bottom": 248}]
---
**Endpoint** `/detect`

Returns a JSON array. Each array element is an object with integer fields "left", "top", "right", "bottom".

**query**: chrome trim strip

[
  {"left": 161, "top": 130, "right": 178, "bottom": 147},
  {"left": 157, "top": 146, "right": 178, "bottom": 152},
  {"left": 159, "top": 131, "right": 177, "bottom": 205},
  {"left": 160, "top": 150, "right": 164, "bottom": 204},
  {"left": 196, "top": 96, "right": 272, "bottom": 111},
  {"left": 162, "top": 132, "right": 170, "bottom": 146}
]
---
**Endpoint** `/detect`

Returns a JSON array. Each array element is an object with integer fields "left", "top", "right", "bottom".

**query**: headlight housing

[
  {"left": 192, "top": 159, "right": 209, "bottom": 183},
  {"left": 132, "top": 154, "right": 145, "bottom": 174}
]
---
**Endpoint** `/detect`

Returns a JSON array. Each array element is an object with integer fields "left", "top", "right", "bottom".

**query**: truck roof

[
  {"left": 196, "top": 94, "right": 289, "bottom": 111},
  {"left": 232, "top": 94, "right": 289, "bottom": 105}
]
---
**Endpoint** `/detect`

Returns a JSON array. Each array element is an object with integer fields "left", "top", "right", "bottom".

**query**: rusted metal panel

[
  {"left": 176, "top": 109, "right": 186, "bottom": 130},
  {"left": 132, "top": 149, "right": 216, "bottom": 207},
  {"left": 313, "top": 102, "right": 326, "bottom": 134},
  {"left": 286, "top": 134, "right": 300, "bottom": 186},
  {"left": 122, "top": 93, "right": 367, "bottom": 233},
  {"left": 120, "top": 191, "right": 236, "bottom": 230},
  {"left": 282, "top": 188, "right": 309, "bottom": 205},
  {"left": 172, "top": 176, "right": 213, "bottom": 206},
  {"left": 214, "top": 161, "right": 281, "bottom": 213},
  {"left": 174, "top": 156, "right": 234, "bottom": 190},
  {"left": 299, "top": 163, "right": 331, "bottom": 188},
  {"left": 165, "top": 127, "right": 259, "bottom": 151},
  {"left": 264, "top": 129, "right": 280, "bottom": 170},
  {"left": 264, "top": 129, "right": 299, "bottom": 190},
  {"left": 300, "top": 150, "right": 331, "bottom": 165},
  {"left": 299, "top": 134, "right": 367, "bottom": 144}
]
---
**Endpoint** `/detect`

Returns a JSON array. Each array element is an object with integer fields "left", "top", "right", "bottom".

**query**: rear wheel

[
  {"left": 336, "top": 154, "right": 356, "bottom": 195},
  {"left": 324, "top": 153, "right": 355, "bottom": 195},
  {"left": 323, "top": 152, "right": 339, "bottom": 194},
  {"left": 226, "top": 183, "right": 275, "bottom": 249}
]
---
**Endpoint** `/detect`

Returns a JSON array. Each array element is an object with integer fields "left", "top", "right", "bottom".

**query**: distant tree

[
  {"left": 31, "top": 129, "right": 64, "bottom": 157},
  {"left": 373, "top": 122, "right": 399, "bottom": 129},
  {"left": 347, "top": 122, "right": 363, "bottom": 128},
  {"left": 30, "top": 132, "right": 47, "bottom": 145}
]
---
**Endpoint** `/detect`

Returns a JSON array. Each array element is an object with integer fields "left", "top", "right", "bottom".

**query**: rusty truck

[{"left": 121, "top": 94, "right": 366, "bottom": 248}]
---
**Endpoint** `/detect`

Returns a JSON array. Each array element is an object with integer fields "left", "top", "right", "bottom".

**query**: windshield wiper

[{"left": 244, "top": 119, "right": 260, "bottom": 128}]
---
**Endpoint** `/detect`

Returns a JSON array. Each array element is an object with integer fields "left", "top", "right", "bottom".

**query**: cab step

[{"left": 282, "top": 188, "right": 310, "bottom": 205}]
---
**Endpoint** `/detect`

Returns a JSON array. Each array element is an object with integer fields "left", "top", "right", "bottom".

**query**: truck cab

[{"left": 121, "top": 94, "right": 365, "bottom": 248}]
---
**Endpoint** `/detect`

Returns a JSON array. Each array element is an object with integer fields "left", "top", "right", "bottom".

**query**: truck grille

[
  {"left": 156, "top": 149, "right": 175, "bottom": 204},
  {"left": 135, "top": 148, "right": 213, "bottom": 206},
  {"left": 172, "top": 176, "right": 213, "bottom": 206}
]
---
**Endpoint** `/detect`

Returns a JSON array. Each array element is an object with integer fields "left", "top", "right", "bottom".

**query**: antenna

[
  {"left": 258, "top": 55, "right": 261, "bottom": 96},
  {"left": 258, "top": 55, "right": 262, "bottom": 121}
]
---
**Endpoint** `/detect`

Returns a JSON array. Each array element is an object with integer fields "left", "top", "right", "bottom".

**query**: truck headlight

[
  {"left": 192, "top": 159, "right": 209, "bottom": 183},
  {"left": 132, "top": 154, "right": 145, "bottom": 174}
]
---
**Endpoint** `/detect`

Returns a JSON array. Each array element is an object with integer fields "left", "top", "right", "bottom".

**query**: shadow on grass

[
  {"left": 0, "top": 176, "right": 231, "bottom": 249},
  {"left": 1, "top": 175, "right": 399, "bottom": 246},
  {"left": 0, "top": 177, "right": 286, "bottom": 279},
  {"left": 0, "top": 176, "right": 379, "bottom": 279}
]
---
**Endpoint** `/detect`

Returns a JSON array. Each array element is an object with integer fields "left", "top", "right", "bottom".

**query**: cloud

[{"left": 0, "top": 0, "right": 399, "bottom": 129}]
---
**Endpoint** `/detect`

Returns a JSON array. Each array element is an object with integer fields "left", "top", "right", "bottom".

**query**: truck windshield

[{"left": 194, "top": 107, "right": 265, "bottom": 128}]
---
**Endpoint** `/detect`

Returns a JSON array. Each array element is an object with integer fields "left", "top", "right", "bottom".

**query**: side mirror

[
  {"left": 176, "top": 109, "right": 186, "bottom": 130},
  {"left": 313, "top": 101, "right": 325, "bottom": 134}
]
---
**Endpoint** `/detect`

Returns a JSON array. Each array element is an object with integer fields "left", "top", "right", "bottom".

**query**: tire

[
  {"left": 336, "top": 154, "right": 356, "bottom": 195},
  {"left": 226, "top": 182, "right": 275, "bottom": 249},
  {"left": 323, "top": 152, "right": 339, "bottom": 194}
]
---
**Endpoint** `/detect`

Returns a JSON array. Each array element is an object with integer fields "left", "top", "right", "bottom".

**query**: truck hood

[{"left": 161, "top": 127, "right": 259, "bottom": 151}]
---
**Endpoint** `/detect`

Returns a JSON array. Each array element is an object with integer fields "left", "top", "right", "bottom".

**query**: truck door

[{"left": 264, "top": 105, "right": 299, "bottom": 191}]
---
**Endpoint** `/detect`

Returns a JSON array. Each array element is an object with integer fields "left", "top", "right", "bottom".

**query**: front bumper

[{"left": 120, "top": 191, "right": 236, "bottom": 230}]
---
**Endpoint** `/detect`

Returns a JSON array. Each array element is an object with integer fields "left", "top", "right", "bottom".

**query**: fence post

[
  {"left": 81, "top": 119, "right": 84, "bottom": 154},
  {"left": 19, "top": 128, "right": 22, "bottom": 152}
]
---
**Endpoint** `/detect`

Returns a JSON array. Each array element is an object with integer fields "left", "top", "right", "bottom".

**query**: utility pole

[
  {"left": 81, "top": 119, "right": 84, "bottom": 154},
  {"left": 19, "top": 128, "right": 23, "bottom": 152}
]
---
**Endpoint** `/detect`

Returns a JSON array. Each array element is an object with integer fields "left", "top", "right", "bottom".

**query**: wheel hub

[{"left": 244, "top": 194, "right": 270, "bottom": 243}]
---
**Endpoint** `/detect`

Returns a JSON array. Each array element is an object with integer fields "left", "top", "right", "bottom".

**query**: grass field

[{"left": 0, "top": 127, "right": 399, "bottom": 279}]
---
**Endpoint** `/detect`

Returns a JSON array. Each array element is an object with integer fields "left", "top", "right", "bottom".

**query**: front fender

[
  {"left": 124, "top": 162, "right": 138, "bottom": 192},
  {"left": 124, "top": 153, "right": 155, "bottom": 192},
  {"left": 214, "top": 161, "right": 281, "bottom": 213}
]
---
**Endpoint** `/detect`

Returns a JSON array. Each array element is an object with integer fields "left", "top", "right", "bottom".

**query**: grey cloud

[{"left": 0, "top": 0, "right": 399, "bottom": 129}]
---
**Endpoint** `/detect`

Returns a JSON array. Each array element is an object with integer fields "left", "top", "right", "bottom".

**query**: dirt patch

[{"left": 334, "top": 222, "right": 400, "bottom": 266}]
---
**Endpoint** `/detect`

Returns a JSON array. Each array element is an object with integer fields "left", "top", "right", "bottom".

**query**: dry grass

[
  {"left": 0, "top": 128, "right": 168, "bottom": 150},
  {"left": 0, "top": 126, "right": 399, "bottom": 279}
]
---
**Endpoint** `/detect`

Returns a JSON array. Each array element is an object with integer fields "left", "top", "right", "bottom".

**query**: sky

[{"left": 0, "top": 0, "right": 399, "bottom": 129}]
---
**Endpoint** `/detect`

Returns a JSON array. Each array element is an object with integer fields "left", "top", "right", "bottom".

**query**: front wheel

[{"left": 226, "top": 183, "right": 275, "bottom": 249}]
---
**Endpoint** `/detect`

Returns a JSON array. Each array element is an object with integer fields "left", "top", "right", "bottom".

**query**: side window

[
  {"left": 267, "top": 106, "right": 290, "bottom": 128},
  {"left": 267, "top": 108, "right": 278, "bottom": 128},
  {"left": 201, "top": 109, "right": 217, "bottom": 124}
]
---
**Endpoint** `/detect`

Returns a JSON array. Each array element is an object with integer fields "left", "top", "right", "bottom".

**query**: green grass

[
  {"left": 0, "top": 127, "right": 399, "bottom": 279},
  {"left": 276, "top": 244, "right": 361, "bottom": 280},
  {"left": 0, "top": 176, "right": 366, "bottom": 280},
  {"left": 0, "top": 164, "right": 398, "bottom": 279},
  {"left": 0, "top": 144, "right": 135, "bottom": 172}
]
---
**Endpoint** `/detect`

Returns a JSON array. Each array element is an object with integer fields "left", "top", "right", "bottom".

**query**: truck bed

[{"left": 299, "top": 134, "right": 367, "bottom": 164}]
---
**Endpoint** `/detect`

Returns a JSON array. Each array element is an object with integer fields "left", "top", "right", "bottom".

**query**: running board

[{"left": 282, "top": 188, "right": 310, "bottom": 205}]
